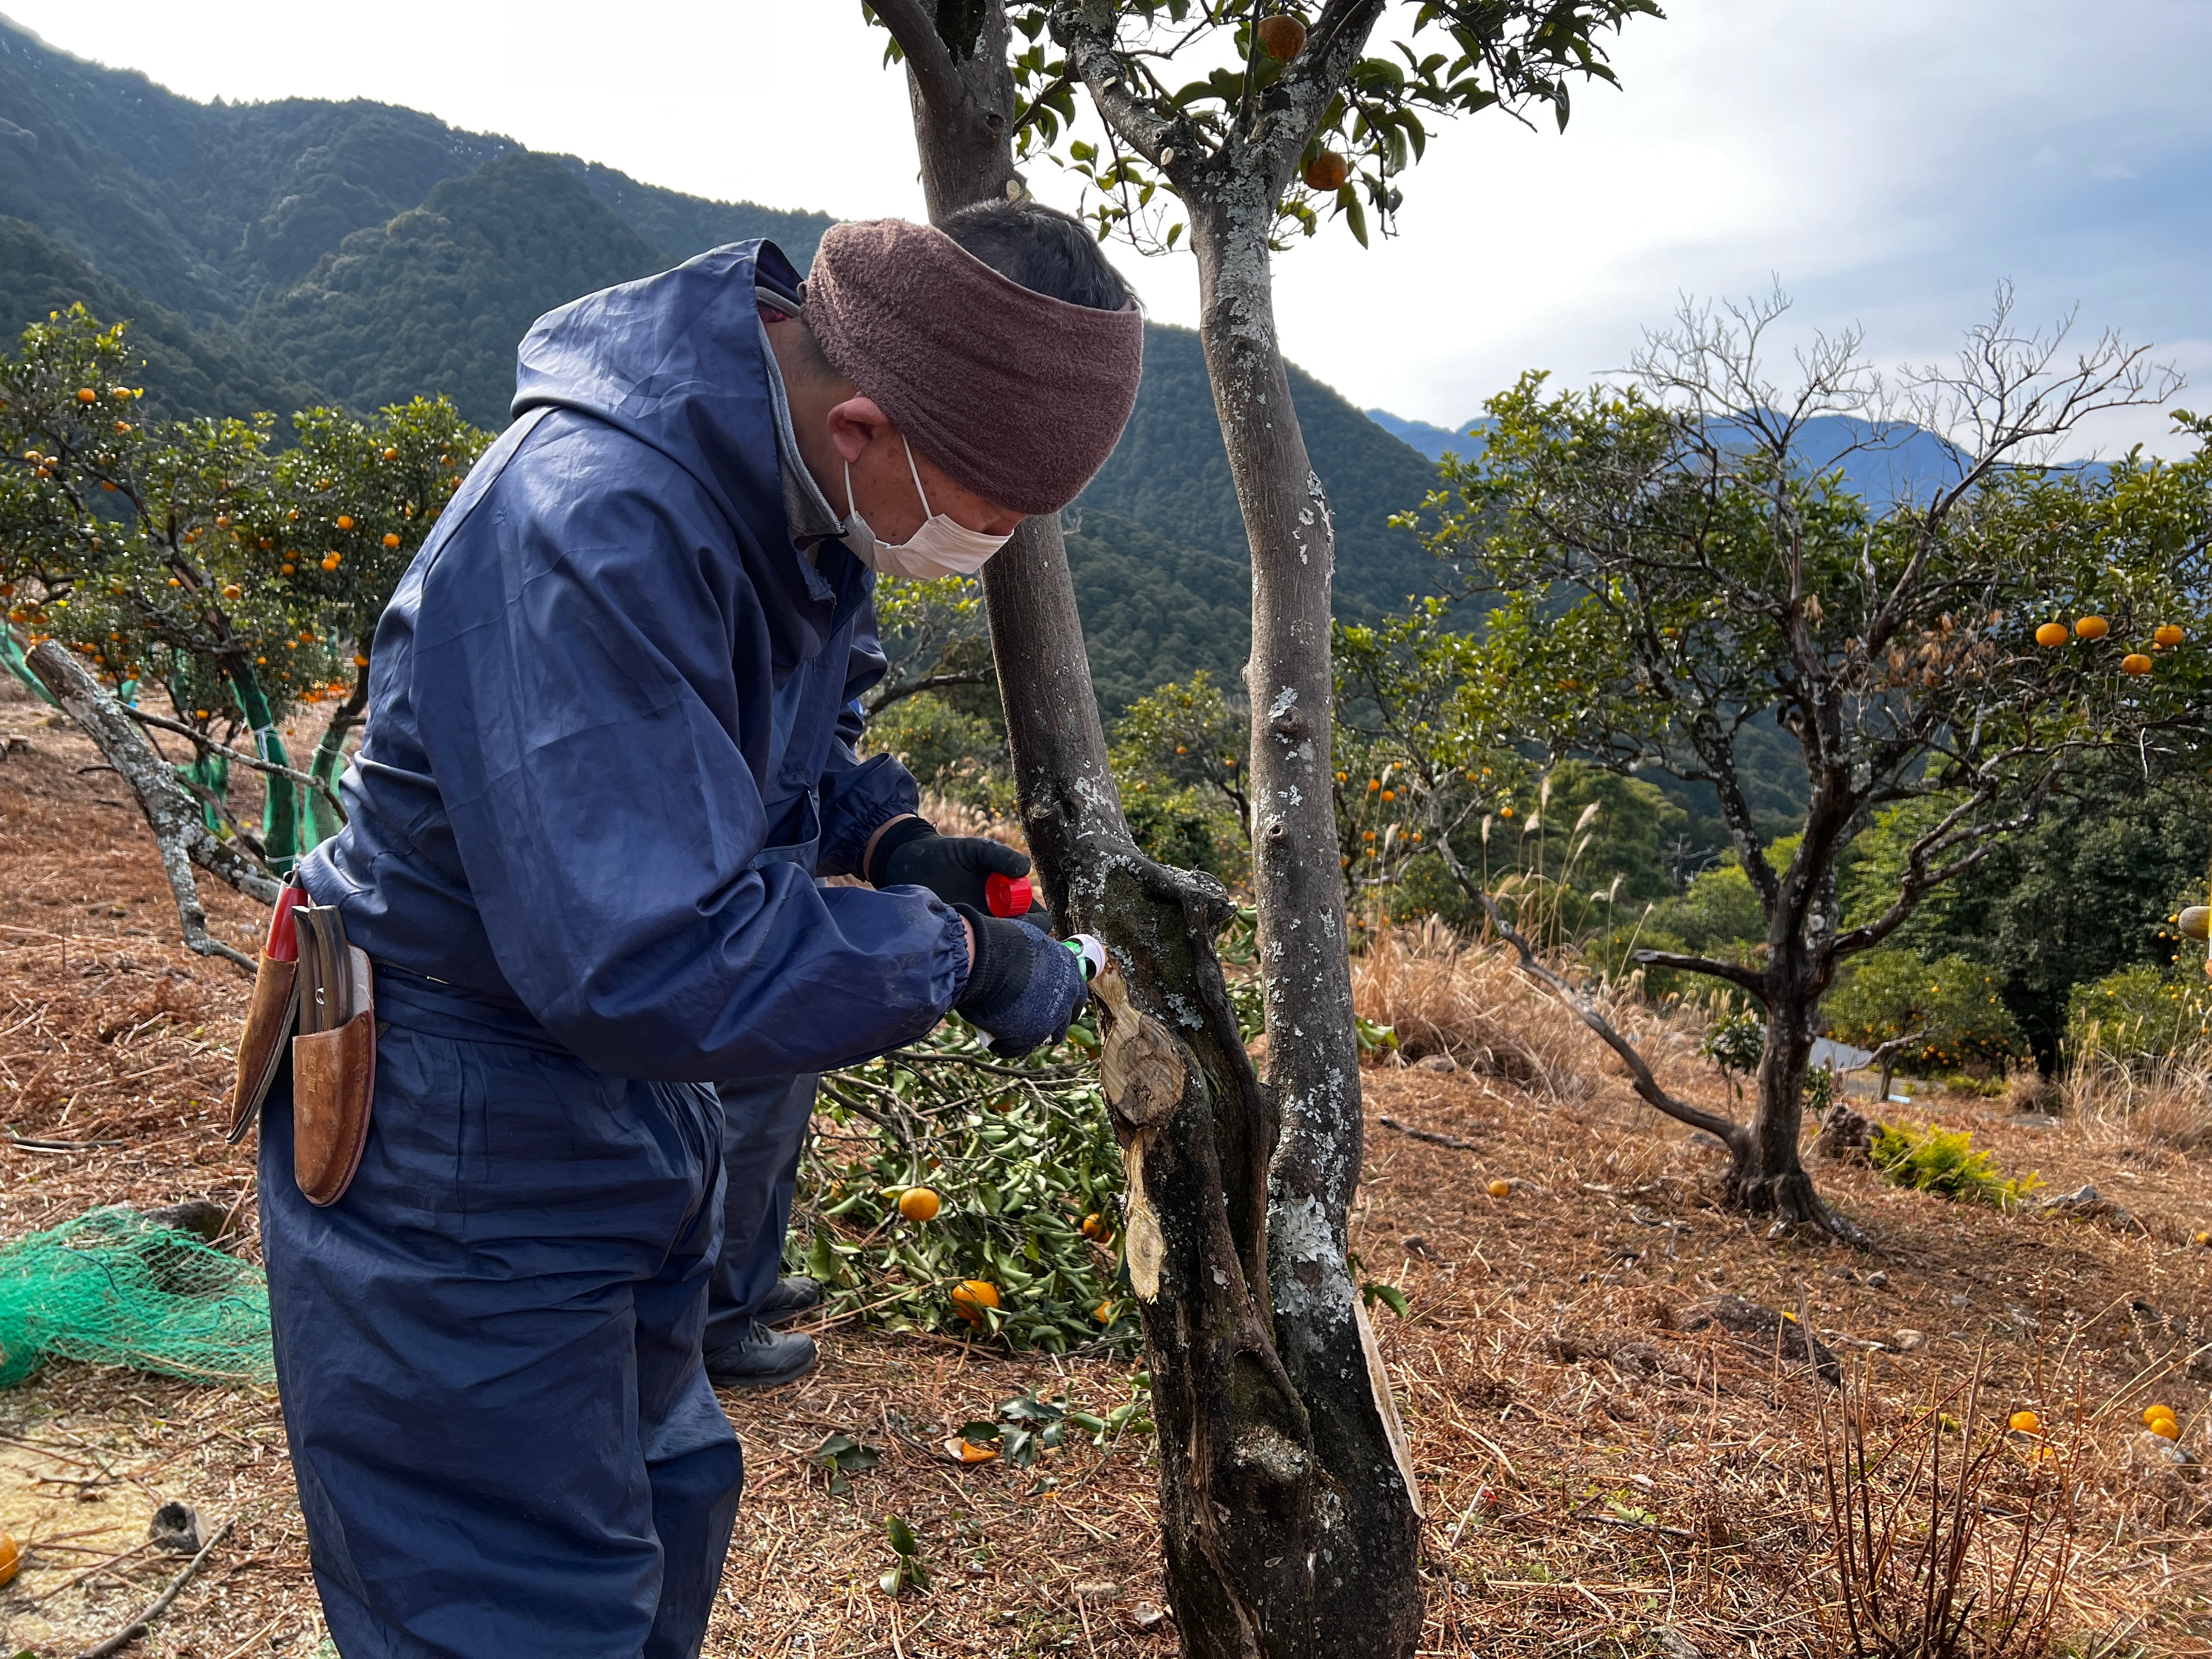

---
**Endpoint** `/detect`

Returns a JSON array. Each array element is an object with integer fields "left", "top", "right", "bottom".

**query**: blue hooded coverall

[{"left": 271, "top": 240, "right": 970, "bottom": 1657}]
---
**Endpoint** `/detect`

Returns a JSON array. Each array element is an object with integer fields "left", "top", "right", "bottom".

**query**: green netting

[{"left": 0, "top": 1206, "right": 275, "bottom": 1389}]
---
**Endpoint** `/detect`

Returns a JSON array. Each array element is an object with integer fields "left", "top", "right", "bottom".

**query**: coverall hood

[
  {"left": 299, "top": 239, "right": 967, "bottom": 1082},
  {"left": 510, "top": 240, "right": 845, "bottom": 674}
]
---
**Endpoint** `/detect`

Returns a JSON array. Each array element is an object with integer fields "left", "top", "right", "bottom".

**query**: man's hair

[
  {"left": 776, "top": 312, "right": 849, "bottom": 389},
  {"left": 939, "top": 199, "right": 1137, "bottom": 314}
]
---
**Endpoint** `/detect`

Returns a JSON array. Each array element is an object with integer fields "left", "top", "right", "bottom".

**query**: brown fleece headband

[{"left": 802, "top": 218, "right": 1143, "bottom": 517}]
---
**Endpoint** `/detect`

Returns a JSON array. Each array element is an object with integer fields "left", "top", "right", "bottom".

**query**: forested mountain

[{"left": 0, "top": 13, "right": 1449, "bottom": 713}]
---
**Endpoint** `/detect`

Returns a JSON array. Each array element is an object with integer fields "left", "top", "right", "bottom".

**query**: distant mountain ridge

[
  {"left": 1367, "top": 403, "right": 1992, "bottom": 510},
  {"left": 0, "top": 12, "right": 1445, "bottom": 713}
]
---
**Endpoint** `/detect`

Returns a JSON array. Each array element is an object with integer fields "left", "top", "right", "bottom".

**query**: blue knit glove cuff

[{"left": 952, "top": 909, "right": 1088, "bottom": 1058}]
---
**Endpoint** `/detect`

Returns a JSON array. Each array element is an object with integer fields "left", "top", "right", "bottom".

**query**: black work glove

[
  {"left": 952, "top": 906, "right": 1089, "bottom": 1058},
  {"left": 870, "top": 817, "right": 1040, "bottom": 916}
]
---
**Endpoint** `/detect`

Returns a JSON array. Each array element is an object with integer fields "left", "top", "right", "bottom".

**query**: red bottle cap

[
  {"left": 264, "top": 883, "right": 306, "bottom": 962},
  {"left": 985, "top": 872, "right": 1034, "bottom": 918}
]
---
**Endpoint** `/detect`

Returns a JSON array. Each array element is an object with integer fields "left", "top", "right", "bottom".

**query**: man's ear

[{"left": 826, "top": 396, "right": 894, "bottom": 465}]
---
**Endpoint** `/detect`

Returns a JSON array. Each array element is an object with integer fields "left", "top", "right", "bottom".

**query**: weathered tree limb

[
  {"left": 1475, "top": 890, "right": 1743, "bottom": 1144},
  {"left": 122, "top": 704, "right": 347, "bottom": 822},
  {"left": 1629, "top": 948, "right": 1771, "bottom": 1003},
  {"left": 861, "top": 667, "right": 996, "bottom": 716},
  {"left": 27, "top": 642, "right": 276, "bottom": 971}
]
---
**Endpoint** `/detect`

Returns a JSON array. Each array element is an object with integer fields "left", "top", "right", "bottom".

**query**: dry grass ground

[{"left": 1, "top": 690, "right": 2208, "bottom": 1656}]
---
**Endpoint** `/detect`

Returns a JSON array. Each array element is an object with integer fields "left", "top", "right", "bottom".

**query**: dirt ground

[{"left": 1, "top": 687, "right": 2209, "bottom": 1658}]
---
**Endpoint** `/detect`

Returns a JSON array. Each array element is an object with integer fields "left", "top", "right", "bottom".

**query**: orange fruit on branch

[
  {"left": 2074, "top": 615, "right": 2108, "bottom": 639},
  {"left": 2034, "top": 622, "right": 2068, "bottom": 647},
  {"left": 950, "top": 1280, "right": 1000, "bottom": 1324},
  {"left": 1256, "top": 14, "right": 1307, "bottom": 59},
  {"left": 2121, "top": 653, "right": 2153, "bottom": 675},
  {"left": 897, "top": 1187, "right": 941, "bottom": 1222},
  {"left": 1304, "top": 150, "right": 1350, "bottom": 191},
  {"left": 335, "top": 515, "right": 354, "bottom": 531},
  {"left": 75, "top": 387, "right": 95, "bottom": 403},
  {"left": 2154, "top": 624, "right": 2185, "bottom": 648},
  {"left": 382, "top": 533, "right": 402, "bottom": 548},
  {"left": 382, "top": 447, "right": 399, "bottom": 461}
]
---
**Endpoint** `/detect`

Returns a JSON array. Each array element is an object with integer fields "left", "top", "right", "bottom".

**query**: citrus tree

[
  {"left": 1404, "top": 289, "right": 2212, "bottom": 1233},
  {"left": 0, "top": 305, "right": 484, "bottom": 905},
  {"left": 271, "top": 398, "right": 488, "bottom": 840},
  {"left": 865, "top": 572, "right": 994, "bottom": 715},
  {"left": 1108, "top": 669, "right": 1251, "bottom": 877},
  {"left": 1823, "top": 947, "right": 2023, "bottom": 1098}
]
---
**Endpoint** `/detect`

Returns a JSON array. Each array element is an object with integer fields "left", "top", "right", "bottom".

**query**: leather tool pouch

[
  {"left": 227, "top": 884, "right": 305, "bottom": 1143},
  {"left": 291, "top": 902, "right": 376, "bottom": 1207}
]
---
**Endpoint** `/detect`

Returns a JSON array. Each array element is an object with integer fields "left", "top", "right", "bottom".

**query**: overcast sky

[{"left": 17, "top": 2, "right": 2212, "bottom": 454}]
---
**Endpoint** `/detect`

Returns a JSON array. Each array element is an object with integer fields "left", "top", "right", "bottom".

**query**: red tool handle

[
  {"left": 264, "top": 883, "right": 307, "bottom": 962},
  {"left": 985, "top": 872, "right": 1034, "bottom": 918}
]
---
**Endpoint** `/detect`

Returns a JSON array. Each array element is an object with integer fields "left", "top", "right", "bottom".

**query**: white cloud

[{"left": 13, "top": 0, "right": 2211, "bottom": 453}]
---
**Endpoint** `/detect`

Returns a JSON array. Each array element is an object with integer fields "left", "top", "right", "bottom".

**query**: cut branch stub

[{"left": 1093, "top": 961, "right": 1193, "bottom": 1129}]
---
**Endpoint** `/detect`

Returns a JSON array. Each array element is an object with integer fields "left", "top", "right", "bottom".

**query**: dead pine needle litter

[{"left": 0, "top": 1204, "right": 274, "bottom": 1388}]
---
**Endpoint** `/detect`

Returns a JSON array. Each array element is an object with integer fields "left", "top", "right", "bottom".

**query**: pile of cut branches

[{"left": 794, "top": 1014, "right": 1137, "bottom": 1354}]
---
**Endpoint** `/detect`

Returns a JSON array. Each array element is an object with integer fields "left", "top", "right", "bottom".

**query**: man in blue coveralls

[{"left": 264, "top": 202, "right": 1142, "bottom": 1656}]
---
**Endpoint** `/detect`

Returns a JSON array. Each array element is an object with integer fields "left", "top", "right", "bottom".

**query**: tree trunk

[
  {"left": 1730, "top": 954, "right": 1858, "bottom": 1236},
  {"left": 1187, "top": 186, "right": 1424, "bottom": 1655},
  {"left": 222, "top": 657, "right": 300, "bottom": 872},
  {"left": 304, "top": 670, "right": 370, "bottom": 850},
  {"left": 889, "top": 10, "right": 1357, "bottom": 1652}
]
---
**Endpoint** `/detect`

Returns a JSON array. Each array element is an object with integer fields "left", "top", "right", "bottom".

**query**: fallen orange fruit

[
  {"left": 2149, "top": 1417, "right": 2181, "bottom": 1441},
  {"left": 0, "top": 1530, "right": 16, "bottom": 1587},
  {"left": 897, "top": 1187, "right": 941, "bottom": 1222},
  {"left": 2144, "top": 1404, "right": 2177, "bottom": 1429},
  {"left": 2008, "top": 1410, "right": 2041, "bottom": 1435},
  {"left": 1487, "top": 1178, "right": 1511, "bottom": 1199},
  {"left": 951, "top": 1280, "right": 999, "bottom": 1324},
  {"left": 1094, "top": 1301, "right": 1118, "bottom": 1324}
]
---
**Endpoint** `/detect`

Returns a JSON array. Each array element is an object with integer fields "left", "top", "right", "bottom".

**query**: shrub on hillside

[
  {"left": 1825, "top": 949, "right": 2024, "bottom": 1076},
  {"left": 1870, "top": 1122, "right": 2039, "bottom": 1206},
  {"left": 2064, "top": 963, "right": 2212, "bottom": 1070}
]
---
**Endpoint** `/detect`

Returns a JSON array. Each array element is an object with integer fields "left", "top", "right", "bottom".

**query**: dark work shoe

[
  {"left": 758, "top": 1274, "right": 824, "bottom": 1329},
  {"left": 704, "top": 1323, "right": 818, "bottom": 1390}
]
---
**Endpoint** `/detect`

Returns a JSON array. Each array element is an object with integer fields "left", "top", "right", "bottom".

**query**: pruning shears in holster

[{"left": 226, "top": 883, "right": 377, "bottom": 1206}]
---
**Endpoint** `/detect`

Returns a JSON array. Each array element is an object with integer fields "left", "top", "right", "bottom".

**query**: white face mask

[{"left": 842, "top": 438, "right": 1012, "bottom": 580}]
